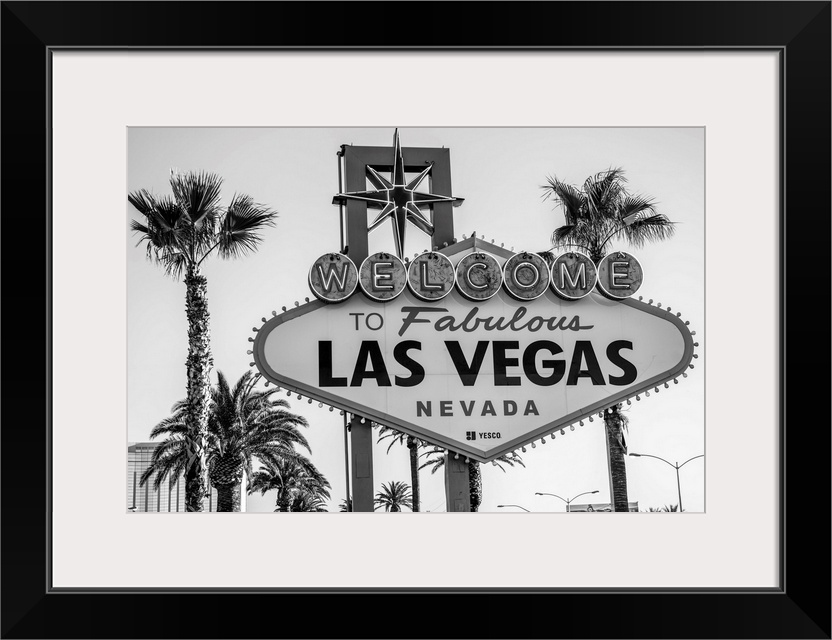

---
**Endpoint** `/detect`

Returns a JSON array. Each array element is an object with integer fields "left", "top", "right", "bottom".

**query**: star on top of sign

[{"left": 333, "top": 129, "right": 464, "bottom": 258}]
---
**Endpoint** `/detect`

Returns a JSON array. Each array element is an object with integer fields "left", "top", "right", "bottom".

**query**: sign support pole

[
  {"left": 444, "top": 453, "right": 471, "bottom": 512},
  {"left": 604, "top": 423, "right": 616, "bottom": 510},
  {"left": 342, "top": 413, "right": 351, "bottom": 511},
  {"left": 340, "top": 140, "right": 459, "bottom": 512},
  {"left": 339, "top": 139, "right": 457, "bottom": 512},
  {"left": 349, "top": 415, "right": 375, "bottom": 512},
  {"left": 342, "top": 148, "right": 373, "bottom": 511}
]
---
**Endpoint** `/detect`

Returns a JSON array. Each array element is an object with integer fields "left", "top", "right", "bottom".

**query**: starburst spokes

[
  {"left": 368, "top": 202, "right": 396, "bottom": 232},
  {"left": 332, "top": 130, "right": 464, "bottom": 258},
  {"left": 405, "top": 161, "right": 434, "bottom": 191},
  {"left": 366, "top": 166, "right": 393, "bottom": 190},
  {"left": 405, "top": 203, "right": 434, "bottom": 235}
]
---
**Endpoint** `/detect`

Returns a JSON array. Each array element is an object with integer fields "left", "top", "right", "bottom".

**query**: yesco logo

[{"left": 465, "top": 432, "right": 501, "bottom": 441}]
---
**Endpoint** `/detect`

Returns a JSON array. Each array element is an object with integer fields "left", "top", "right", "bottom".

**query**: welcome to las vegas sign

[{"left": 251, "top": 237, "right": 696, "bottom": 463}]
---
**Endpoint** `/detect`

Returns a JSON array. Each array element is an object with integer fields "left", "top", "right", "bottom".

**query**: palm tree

[
  {"left": 376, "top": 425, "right": 426, "bottom": 512},
  {"left": 248, "top": 456, "right": 331, "bottom": 512},
  {"left": 542, "top": 167, "right": 675, "bottom": 513},
  {"left": 543, "top": 167, "right": 675, "bottom": 263},
  {"left": 374, "top": 481, "right": 413, "bottom": 512},
  {"left": 129, "top": 170, "right": 276, "bottom": 511},
  {"left": 645, "top": 504, "right": 681, "bottom": 512},
  {"left": 289, "top": 490, "right": 330, "bottom": 513},
  {"left": 139, "top": 370, "right": 314, "bottom": 512},
  {"left": 339, "top": 497, "right": 352, "bottom": 512},
  {"left": 206, "top": 370, "right": 313, "bottom": 511},
  {"left": 419, "top": 449, "right": 526, "bottom": 512}
]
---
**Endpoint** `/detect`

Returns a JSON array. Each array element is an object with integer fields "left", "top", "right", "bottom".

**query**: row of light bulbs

[{"left": 245, "top": 305, "right": 699, "bottom": 460}]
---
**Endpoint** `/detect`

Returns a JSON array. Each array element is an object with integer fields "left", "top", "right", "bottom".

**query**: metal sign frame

[{"left": 337, "top": 142, "right": 456, "bottom": 263}]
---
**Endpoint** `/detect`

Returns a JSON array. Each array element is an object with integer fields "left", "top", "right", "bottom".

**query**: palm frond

[
  {"left": 149, "top": 414, "right": 188, "bottom": 440},
  {"left": 129, "top": 190, "right": 193, "bottom": 278},
  {"left": 130, "top": 219, "right": 150, "bottom": 236},
  {"left": 149, "top": 436, "right": 187, "bottom": 462},
  {"left": 584, "top": 168, "right": 626, "bottom": 216},
  {"left": 140, "top": 443, "right": 186, "bottom": 490},
  {"left": 550, "top": 223, "right": 597, "bottom": 257},
  {"left": 248, "top": 454, "right": 330, "bottom": 508},
  {"left": 248, "top": 469, "right": 280, "bottom": 495},
  {"left": 551, "top": 224, "right": 577, "bottom": 244},
  {"left": 492, "top": 451, "right": 526, "bottom": 472},
  {"left": 128, "top": 189, "right": 162, "bottom": 220},
  {"left": 290, "top": 490, "right": 330, "bottom": 512},
  {"left": 218, "top": 194, "right": 277, "bottom": 260},
  {"left": 377, "top": 426, "right": 408, "bottom": 453},
  {"left": 618, "top": 194, "right": 657, "bottom": 219},
  {"left": 159, "top": 251, "right": 190, "bottom": 280},
  {"left": 621, "top": 213, "right": 676, "bottom": 247},
  {"left": 129, "top": 191, "right": 184, "bottom": 233},
  {"left": 254, "top": 448, "right": 315, "bottom": 479},
  {"left": 542, "top": 177, "right": 585, "bottom": 224},
  {"left": 256, "top": 418, "right": 312, "bottom": 454},
  {"left": 418, "top": 447, "right": 446, "bottom": 474},
  {"left": 169, "top": 170, "right": 223, "bottom": 230},
  {"left": 536, "top": 250, "right": 556, "bottom": 266}
]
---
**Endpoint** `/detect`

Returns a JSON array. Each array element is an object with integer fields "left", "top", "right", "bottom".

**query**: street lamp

[
  {"left": 497, "top": 504, "right": 530, "bottom": 512},
  {"left": 628, "top": 452, "right": 704, "bottom": 512},
  {"left": 535, "top": 490, "right": 599, "bottom": 512}
]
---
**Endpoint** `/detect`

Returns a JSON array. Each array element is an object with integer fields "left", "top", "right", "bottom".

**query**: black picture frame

[{"left": 2, "top": 2, "right": 829, "bottom": 638}]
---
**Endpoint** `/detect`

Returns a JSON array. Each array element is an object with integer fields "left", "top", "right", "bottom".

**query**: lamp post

[
  {"left": 535, "top": 490, "right": 599, "bottom": 512},
  {"left": 497, "top": 504, "right": 530, "bottom": 512},
  {"left": 628, "top": 453, "right": 704, "bottom": 512}
]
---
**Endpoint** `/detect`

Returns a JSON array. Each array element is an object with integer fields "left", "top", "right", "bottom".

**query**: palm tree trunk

[
  {"left": 275, "top": 491, "right": 291, "bottom": 512},
  {"left": 184, "top": 264, "right": 213, "bottom": 512},
  {"left": 468, "top": 460, "right": 482, "bottom": 512},
  {"left": 594, "top": 240, "right": 630, "bottom": 514},
  {"left": 215, "top": 481, "right": 242, "bottom": 512},
  {"left": 604, "top": 404, "right": 630, "bottom": 512},
  {"left": 407, "top": 436, "right": 420, "bottom": 512}
]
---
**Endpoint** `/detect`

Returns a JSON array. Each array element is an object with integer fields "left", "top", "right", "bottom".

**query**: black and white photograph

[
  {"left": 127, "top": 126, "right": 705, "bottom": 515},
  {"left": 49, "top": 48, "right": 785, "bottom": 598}
]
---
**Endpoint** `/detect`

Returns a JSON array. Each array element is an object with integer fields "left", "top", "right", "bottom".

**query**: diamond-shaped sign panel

[{"left": 252, "top": 242, "right": 695, "bottom": 463}]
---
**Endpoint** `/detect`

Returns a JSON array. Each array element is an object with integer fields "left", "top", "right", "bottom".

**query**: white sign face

[{"left": 253, "top": 274, "right": 694, "bottom": 462}]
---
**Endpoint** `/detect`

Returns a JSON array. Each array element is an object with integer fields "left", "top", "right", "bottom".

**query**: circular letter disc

[
  {"left": 596, "top": 251, "right": 644, "bottom": 299},
  {"left": 359, "top": 252, "right": 408, "bottom": 301},
  {"left": 407, "top": 252, "right": 456, "bottom": 301},
  {"left": 550, "top": 251, "right": 598, "bottom": 300},
  {"left": 308, "top": 253, "right": 358, "bottom": 303},
  {"left": 502, "top": 252, "right": 550, "bottom": 300},
  {"left": 455, "top": 252, "right": 502, "bottom": 301}
]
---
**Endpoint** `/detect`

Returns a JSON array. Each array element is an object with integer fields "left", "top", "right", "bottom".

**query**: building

[
  {"left": 568, "top": 501, "right": 639, "bottom": 512},
  {"left": 128, "top": 442, "right": 225, "bottom": 512}
]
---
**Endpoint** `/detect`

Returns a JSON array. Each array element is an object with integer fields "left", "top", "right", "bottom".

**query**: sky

[{"left": 127, "top": 126, "right": 705, "bottom": 513}]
